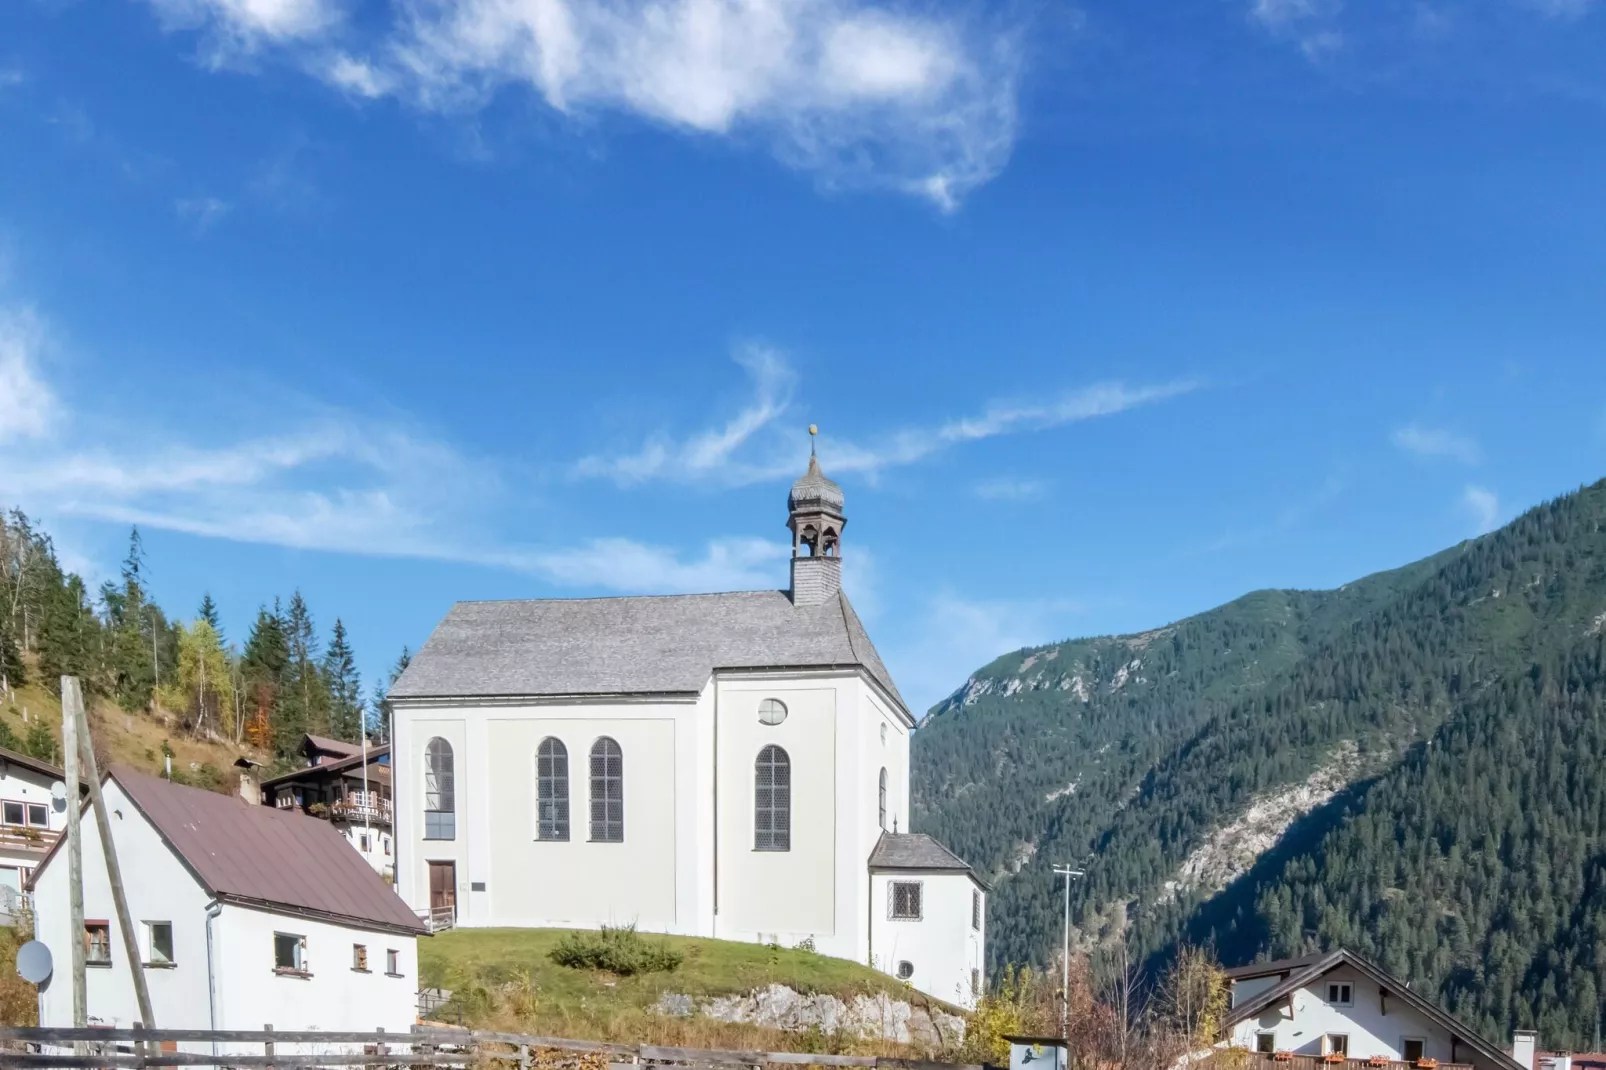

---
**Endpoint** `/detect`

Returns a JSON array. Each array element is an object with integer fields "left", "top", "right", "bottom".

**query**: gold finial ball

[{"left": 808, "top": 424, "right": 818, "bottom": 436}]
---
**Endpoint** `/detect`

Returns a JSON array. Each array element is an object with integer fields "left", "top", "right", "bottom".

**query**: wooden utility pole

[
  {"left": 61, "top": 677, "right": 86, "bottom": 1029},
  {"left": 70, "top": 683, "right": 156, "bottom": 1033}
]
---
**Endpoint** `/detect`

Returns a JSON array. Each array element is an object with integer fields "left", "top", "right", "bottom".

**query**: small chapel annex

[{"left": 388, "top": 448, "right": 987, "bottom": 1007}]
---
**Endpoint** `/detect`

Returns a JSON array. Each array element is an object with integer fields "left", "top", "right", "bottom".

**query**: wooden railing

[
  {"left": 416, "top": 905, "right": 456, "bottom": 933},
  {"left": 0, "top": 1024, "right": 983, "bottom": 1070},
  {"left": 330, "top": 795, "right": 392, "bottom": 826},
  {"left": 0, "top": 825, "right": 60, "bottom": 852}
]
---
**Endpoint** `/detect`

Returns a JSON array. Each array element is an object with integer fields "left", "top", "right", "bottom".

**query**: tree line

[{"left": 0, "top": 508, "right": 409, "bottom": 766}]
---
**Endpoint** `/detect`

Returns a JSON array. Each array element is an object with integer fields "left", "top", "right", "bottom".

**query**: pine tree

[
  {"left": 276, "top": 591, "right": 327, "bottom": 750},
  {"left": 323, "top": 618, "right": 363, "bottom": 742},
  {"left": 368, "top": 647, "right": 410, "bottom": 741},
  {"left": 199, "top": 593, "right": 221, "bottom": 637},
  {"left": 102, "top": 527, "right": 157, "bottom": 711},
  {"left": 241, "top": 604, "right": 289, "bottom": 752},
  {"left": 0, "top": 622, "right": 22, "bottom": 690}
]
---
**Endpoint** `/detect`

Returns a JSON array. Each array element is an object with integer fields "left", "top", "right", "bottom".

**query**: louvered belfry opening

[
  {"left": 755, "top": 744, "right": 792, "bottom": 851},
  {"left": 589, "top": 737, "right": 623, "bottom": 842},
  {"left": 537, "top": 737, "right": 570, "bottom": 840}
]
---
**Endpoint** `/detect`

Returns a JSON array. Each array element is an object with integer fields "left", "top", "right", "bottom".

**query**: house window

[
  {"left": 972, "top": 889, "right": 982, "bottom": 930},
  {"left": 878, "top": 768, "right": 888, "bottom": 831},
  {"left": 423, "top": 738, "right": 456, "bottom": 840},
  {"left": 26, "top": 803, "right": 46, "bottom": 827},
  {"left": 274, "top": 932, "right": 306, "bottom": 974},
  {"left": 352, "top": 944, "right": 369, "bottom": 971},
  {"left": 536, "top": 737, "right": 570, "bottom": 841},
  {"left": 386, "top": 949, "right": 400, "bottom": 976},
  {"left": 358, "top": 832, "right": 371, "bottom": 852},
  {"left": 890, "top": 881, "right": 922, "bottom": 920},
  {"left": 85, "top": 922, "right": 112, "bottom": 965},
  {"left": 896, "top": 960, "right": 914, "bottom": 980},
  {"left": 589, "top": 737, "right": 623, "bottom": 842},
  {"left": 1256, "top": 1034, "right": 1277, "bottom": 1054},
  {"left": 758, "top": 698, "right": 788, "bottom": 726},
  {"left": 1403, "top": 1040, "right": 1426, "bottom": 1063},
  {"left": 754, "top": 745, "right": 791, "bottom": 851},
  {"left": 1326, "top": 1035, "right": 1349, "bottom": 1057},
  {"left": 144, "top": 922, "right": 173, "bottom": 965},
  {"left": 1327, "top": 982, "right": 1353, "bottom": 1006},
  {"left": 1, "top": 802, "right": 21, "bottom": 826}
]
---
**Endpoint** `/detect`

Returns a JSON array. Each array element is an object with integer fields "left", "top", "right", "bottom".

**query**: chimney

[{"left": 1514, "top": 1031, "right": 1539, "bottom": 1070}]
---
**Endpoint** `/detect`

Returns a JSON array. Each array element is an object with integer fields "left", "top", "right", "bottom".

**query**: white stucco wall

[
  {"left": 1227, "top": 968, "right": 1478, "bottom": 1066},
  {"left": 869, "top": 870, "right": 984, "bottom": 1010},
  {"left": 0, "top": 758, "right": 67, "bottom": 887},
  {"left": 34, "top": 778, "right": 418, "bottom": 1048},
  {"left": 35, "top": 779, "right": 215, "bottom": 1031},
  {"left": 214, "top": 905, "right": 416, "bottom": 1033}
]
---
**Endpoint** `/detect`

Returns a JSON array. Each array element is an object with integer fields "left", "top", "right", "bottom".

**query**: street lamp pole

[{"left": 1052, "top": 865, "right": 1085, "bottom": 1039}]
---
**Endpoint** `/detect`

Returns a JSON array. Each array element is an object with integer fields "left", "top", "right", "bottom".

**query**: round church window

[{"left": 758, "top": 698, "right": 788, "bottom": 726}]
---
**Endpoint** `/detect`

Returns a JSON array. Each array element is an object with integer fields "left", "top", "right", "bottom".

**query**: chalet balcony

[
  {"left": 330, "top": 792, "right": 393, "bottom": 826},
  {"left": 0, "top": 825, "right": 60, "bottom": 854},
  {"left": 1216, "top": 1053, "right": 1474, "bottom": 1070}
]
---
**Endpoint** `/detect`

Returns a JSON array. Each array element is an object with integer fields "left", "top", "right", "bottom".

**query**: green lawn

[{"left": 420, "top": 927, "right": 915, "bottom": 1011}]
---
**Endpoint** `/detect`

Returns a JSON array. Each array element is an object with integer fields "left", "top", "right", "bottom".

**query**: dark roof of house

[
  {"left": 390, "top": 589, "right": 905, "bottom": 713},
  {"left": 260, "top": 744, "right": 391, "bottom": 790},
  {"left": 1225, "top": 948, "right": 1521, "bottom": 1070},
  {"left": 868, "top": 832, "right": 984, "bottom": 885},
  {"left": 304, "top": 734, "right": 362, "bottom": 759},
  {"left": 0, "top": 745, "right": 66, "bottom": 783},
  {"left": 32, "top": 766, "right": 421, "bottom": 935},
  {"left": 1224, "top": 953, "right": 1324, "bottom": 979}
]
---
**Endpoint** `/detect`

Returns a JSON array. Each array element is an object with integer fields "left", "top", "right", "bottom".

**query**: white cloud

[
  {"left": 973, "top": 476, "right": 1047, "bottom": 501},
  {"left": 1392, "top": 424, "right": 1480, "bottom": 464},
  {"left": 1249, "top": 0, "right": 1344, "bottom": 58},
  {"left": 500, "top": 535, "right": 789, "bottom": 594},
  {"left": 139, "top": 0, "right": 1023, "bottom": 209},
  {"left": 1523, "top": 0, "right": 1596, "bottom": 19},
  {"left": 1463, "top": 484, "right": 1500, "bottom": 535},
  {"left": 577, "top": 349, "right": 1197, "bottom": 487},
  {"left": 175, "top": 196, "right": 233, "bottom": 231},
  {"left": 0, "top": 308, "right": 58, "bottom": 444}
]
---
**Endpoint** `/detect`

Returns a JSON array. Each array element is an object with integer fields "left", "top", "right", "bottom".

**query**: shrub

[{"left": 549, "top": 924, "right": 684, "bottom": 976}]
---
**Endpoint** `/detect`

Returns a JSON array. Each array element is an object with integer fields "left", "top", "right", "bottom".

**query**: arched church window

[
  {"left": 755, "top": 745, "right": 791, "bottom": 851},
  {"left": 424, "top": 738, "right": 455, "bottom": 841},
  {"left": 589, "top": 737, "right": 623, "bottom": 842},
  {"left": 822, "top": 527, "right": 838, "bottom": 557},
  {"left": 536, "top": 738, "right": 570, "bottom": 841},
  {"left": 758, "top": 698, "right": 788, "bottom": 726},
  {"left": 880, "top": 723, "right": 887, "bottom": 745},
  {"left": 878, "top": 767, "right": 888, "bottom": 831}
]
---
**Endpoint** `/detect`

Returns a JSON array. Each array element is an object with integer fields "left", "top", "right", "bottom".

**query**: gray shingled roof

[
  {"left": 869, "top": 832, "right": 973, "bottom": 873},
  {"left": 390, "top": 588, "right": 905, "bottom": 712}
]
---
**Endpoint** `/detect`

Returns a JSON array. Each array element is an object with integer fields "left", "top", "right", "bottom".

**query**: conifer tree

[
  {"left": 199, "top": 593, "right": 221, "bottom": 637},
  {"left": 323, "top": 618, "right": 363, "bottom": 742},
  {"left": 367, "top": 647, "right": 410, "bottom": 741},
  {"left": 0, "top": 622, "right": 22, "bottom": 690},
  {"left": 242, "top": 603, "right": 289, "bottom": 751}
]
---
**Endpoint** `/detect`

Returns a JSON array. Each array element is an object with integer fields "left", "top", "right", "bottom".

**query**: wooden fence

[{"left": 0, "top": 1025, "right": 984, "bottom": 1070}]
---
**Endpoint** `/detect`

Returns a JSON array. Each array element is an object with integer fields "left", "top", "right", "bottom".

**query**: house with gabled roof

[
  {"left": 1223, "top": 947, "right": 1524, "bottom": 1070},
  {"left": 386, "top": 446, "right": 986, "bottom": 1007},
  {"left": 29, "top": 766, "right": 423, "bottom": 1041},
  {"left": 260, "top": 733, "right": 394, "bottom": 880}
]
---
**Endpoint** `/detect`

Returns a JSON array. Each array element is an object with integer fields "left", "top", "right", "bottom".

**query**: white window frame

[
  {"left": 386, "top": 948, "right": 401, "bottom": 976},
  {"left": 1401, "top": 1038, "right": 1427, "bottom": 1063},
  {"left": 352, "top": 943, "right": 369, "bottom": 972},
  {"left": 143, "top": 921, "right": 174, "bottom": 966},
  {"left": 1326, "top": 1034, "right": 1349, "bottom": 1057},
  {"left": 274, "top": 931, "right": 308, "bottom": 975},
  {"left": 1327, "top": 982, "right": 1353, "bottom": 1006},
  {"left": 1255, "top": 1033, "right": 1277, "bottom": 1054}
]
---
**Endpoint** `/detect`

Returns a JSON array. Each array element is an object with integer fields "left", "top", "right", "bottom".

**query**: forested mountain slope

[{"left": 912, "top": 478, "right": 1606, "bottom": 1047}]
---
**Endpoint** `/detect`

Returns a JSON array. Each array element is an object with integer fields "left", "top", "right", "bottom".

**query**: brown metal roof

[
  {"left": 0, "top": 744, "right": 67, "bottom": 783},
  {"left": 260, "top": 744, "right": 391, "bottom": 790},
  {"left": 304, "top": 734, "right": 363, "bottom": 759},
  {"left": 1223, "top": 952, "right": 1323, "bottom": 979},
  {"left": 106, "top": 766, "right": 421, "bottom": 934}
]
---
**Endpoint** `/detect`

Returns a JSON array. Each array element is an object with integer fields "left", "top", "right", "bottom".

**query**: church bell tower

[{"left": 788, "top": 426, "right": 845, "bottom": 607}]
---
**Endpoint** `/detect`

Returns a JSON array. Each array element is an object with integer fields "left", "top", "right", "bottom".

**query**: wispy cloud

[
  {"left": 1249, "top": 0, "right": 1345, "bottom": 58},
  {"left": 577, "top": 349, "right": 1197, "bottom": 488},
  {"left": 175, "top": 195, "right": 232, "bottom": 232},
  {"left": 138, "top": 0, "right": 1023, "bottom": 209},
  {"left": 1392, "top": 424, "right": 1480, "bottom": 465},
  {"left": 1463, "top": 484, "right": 1500, "bottom": 535},
  {"left": 1523, "top": 0, "right": 1597, "bottom": 20},
  {"left": 0, "top": 308, "right": 58, "bottom": 444},
  {"left": 0, "top": 301, "right": 789, "bottom": 596},
  {"left": 973, "top": 476, "right": 1048, "bottom": 502}
]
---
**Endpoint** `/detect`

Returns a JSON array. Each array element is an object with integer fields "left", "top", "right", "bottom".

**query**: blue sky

[{"left": 2, "top": 0, "right": 1605, "bottom": 715}]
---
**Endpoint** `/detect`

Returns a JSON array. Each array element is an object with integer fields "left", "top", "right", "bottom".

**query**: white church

[{"left": 389, "top": 447, "right": 988, "bottom": 1008}]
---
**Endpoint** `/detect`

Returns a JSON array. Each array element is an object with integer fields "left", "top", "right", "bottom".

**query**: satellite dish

[
  {"left": 16, "top": 940, "right": 52, "bottom": 984},
  {"left": 51, "top": 781, "right": 67, "bottom": 802}
]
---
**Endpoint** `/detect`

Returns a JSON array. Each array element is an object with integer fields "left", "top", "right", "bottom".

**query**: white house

[
  {"left": 0, "top": 744, "right": 69, "bottom": 918},
  {"left": 1223, "top": 948, "right": 1522, "bottom": 1070},
  {"left": 30, "top": 766, "right": 424, "bottom": 1044},
  {"left": 258, "top": 734, "right": 395, "bottom": 880},
  {"left": 387, "top": 448, "right": 986, "bottom": 1008}
]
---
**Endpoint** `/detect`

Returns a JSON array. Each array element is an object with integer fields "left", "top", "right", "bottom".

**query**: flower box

[
  {"left": 1415, "top": 1061, "right": 1438, "bottom": 1069},
  {"left": 1272, "top": 1053, "right": 1294, "bottom": 1062},
  {"left": 1323, "top": 1055, "right": 1347, "bottom": 1064}
]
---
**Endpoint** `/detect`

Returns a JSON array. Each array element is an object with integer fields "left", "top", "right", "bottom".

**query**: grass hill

[
  {"left": 912, "top": 477, "right": 1606, "bottom": 1048},
  {"left": 419, "top": 928, "right": 963, "bottom": 1055}
]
